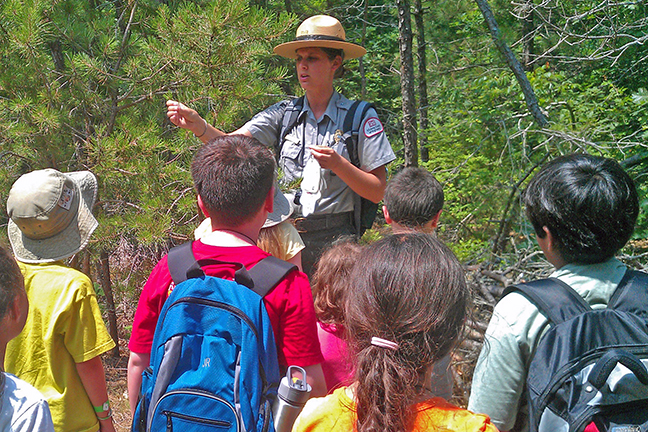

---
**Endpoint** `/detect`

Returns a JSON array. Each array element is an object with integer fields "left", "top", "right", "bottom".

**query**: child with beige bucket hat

[
  {"left": 167, "top": 15, "right": 396, "bottom": 275},
  {"left": 5, "top": 169, "right": 117, "bottom": 432}
]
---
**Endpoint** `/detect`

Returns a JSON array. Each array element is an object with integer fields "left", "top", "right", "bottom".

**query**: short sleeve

[
  {"left": 12, "top": 398, "right": 55, "bottom": 432},
  {"left": 243, "top": 101, "right": 286, "bottom": 149},
  {"left": 357, "top": 107, "right": 396, "bottom": 172},
  {"left": 60, "top": 274, "right": 115, "bottom": 363},
  {"left": 468, "top": 294, "right": 533, "bottom": 431},
  {"left": 128, "top": 256, "right": 173, "bottom": 354},
  {"left": 264, "top": 270, "right": 324, "bottom": 367},
  {"left": 276, "top": 222, "right": 305, "bottom": 261},
  {"left": 3, "top": 374, "right": 55, "bottom": 432}
]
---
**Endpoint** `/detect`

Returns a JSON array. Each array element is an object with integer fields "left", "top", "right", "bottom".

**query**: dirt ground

[{"left": 104, "top": 355, "right": 131, "bottom": 432}]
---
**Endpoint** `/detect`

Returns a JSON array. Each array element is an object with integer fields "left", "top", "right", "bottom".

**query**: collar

[{"left": 303, "top": 91, "right": 346, "bottom": 124}]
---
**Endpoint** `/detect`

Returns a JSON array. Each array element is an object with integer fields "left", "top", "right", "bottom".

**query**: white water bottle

[{"left": 273, "top": 366, "right": 312, "bottom": 432}]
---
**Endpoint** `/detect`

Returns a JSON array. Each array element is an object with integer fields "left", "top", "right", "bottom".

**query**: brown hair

[
  {"left": 191, "top": 135, "right": 275, "bottom": 227},
  {"left": 320, "top": 47, "right": 345, "bottom": 79},
  {"left": 312, "top": 240, "right": 364, "bottom": 326},
  {"left": 0, "top": 245, "right": 24, "bottom": 320},
  {"left": 345, "top": 234, "right": 469, "bottom": 432}
]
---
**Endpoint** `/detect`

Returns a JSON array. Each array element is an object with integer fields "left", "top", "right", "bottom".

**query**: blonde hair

[{"left": 256, "top": 222, "right": 292, "bottom": 261}]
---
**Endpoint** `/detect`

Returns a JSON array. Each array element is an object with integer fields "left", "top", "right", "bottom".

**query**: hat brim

[
  {"left": 273, "top": 40, "right": 367, "bottom": 59},
  {"left": 9, "top": 171, "right": 99, "bottom": 263},
  {"left": 263, "top": 186, "right": 294, "bottom": 228}
]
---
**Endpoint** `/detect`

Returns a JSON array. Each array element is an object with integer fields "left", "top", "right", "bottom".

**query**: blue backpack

[
  {"left": 132, "top": 241, "right": 297, "bottom": 432},
  {"left": 503, "top": 270, "right": 648, "bottom": 432}
]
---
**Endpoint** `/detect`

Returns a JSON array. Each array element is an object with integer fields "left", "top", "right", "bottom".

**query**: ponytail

[{"left": 345, "top": 234, "right": 469, "bottom": 432}]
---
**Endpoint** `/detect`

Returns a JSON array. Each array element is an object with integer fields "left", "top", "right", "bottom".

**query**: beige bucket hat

[
  {"left": 274, "top": 15, "right": 367, "bottom": 60},
  {"left": 7, "top": 169, "right": 99, "bottom": 263}
]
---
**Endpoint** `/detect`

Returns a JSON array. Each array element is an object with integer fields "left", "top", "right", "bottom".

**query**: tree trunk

[
  {"left": 359, "top": 0, "right": 368, "bottom": 100},
  {"left": 474, "top": 0, "right": 548, "bottom": 127},
  {"left": 397, "top": 0, "right": 418, "bottom": 167},
  {"left": 521, "top": 0, "right": 535, "bottom": 71},
  {"left": 96, "top": 250, "right": 120, "bottom": 357},
  {"left": 414, "top": 0, "right": 429, "bottom": 163}
]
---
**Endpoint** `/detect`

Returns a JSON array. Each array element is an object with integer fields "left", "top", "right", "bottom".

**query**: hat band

[{"left": 296, "top": 34, "right": 346, "bottom": 43}]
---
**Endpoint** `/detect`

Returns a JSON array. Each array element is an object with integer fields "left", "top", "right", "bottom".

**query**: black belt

[{"left": 292, "top": 211, "right": 354, "bottom": 233}]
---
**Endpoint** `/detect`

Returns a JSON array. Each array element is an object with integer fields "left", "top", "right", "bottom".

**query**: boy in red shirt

[{"left": 127, "top": 135, "right": 325, "bottom": 415}]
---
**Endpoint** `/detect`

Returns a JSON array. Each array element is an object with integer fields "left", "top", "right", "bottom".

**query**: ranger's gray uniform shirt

[{"left": 243, "top": 92, "right": 396, "bottom": 217}]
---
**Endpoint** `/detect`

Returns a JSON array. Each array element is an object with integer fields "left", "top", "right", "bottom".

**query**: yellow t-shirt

[
  {"left": 6, "top": 262, "right": 116, "bottom": 432},
  {"left": 293, "top": 386, "right": 499, "bottom": 432}
]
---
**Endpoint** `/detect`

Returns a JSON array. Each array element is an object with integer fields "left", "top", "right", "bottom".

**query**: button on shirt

[{"left": 244, "top": 92, "right": 396, "bottom": 216}]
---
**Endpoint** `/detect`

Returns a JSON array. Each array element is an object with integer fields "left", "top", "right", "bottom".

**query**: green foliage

[
  {"left": 0, "top": 0, "right": 294, "bottom": 293},
  {"left": 1, "top": 0, "right": 647, "bottom": 285}
]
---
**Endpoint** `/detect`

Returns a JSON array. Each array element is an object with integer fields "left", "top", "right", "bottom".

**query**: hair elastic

[{"left": 371, "top": 337, "right": 399, "bottom": 351}]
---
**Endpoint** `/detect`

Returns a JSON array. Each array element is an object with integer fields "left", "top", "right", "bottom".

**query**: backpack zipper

[
  {"left": 164, "top": 410, "right": 231, "bottom": 429},
  {"left": 153, "top": 389, "right": 240, "bottom": 432}
]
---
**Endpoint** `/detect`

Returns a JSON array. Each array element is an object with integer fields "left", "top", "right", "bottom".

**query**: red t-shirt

[{"left": 129, "top": 241, "right": 323, "bottom": 368}]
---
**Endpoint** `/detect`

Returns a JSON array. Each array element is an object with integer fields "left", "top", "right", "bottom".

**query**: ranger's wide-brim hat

[
  {"left": 7, "top": 169, "right": 99, "bottom": 263},
  {"left": 274, "top": 15, "right": 367, "bottom": 60}
]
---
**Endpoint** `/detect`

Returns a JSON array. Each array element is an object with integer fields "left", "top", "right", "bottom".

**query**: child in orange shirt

[{"left": 293, "top": 234, "right": 498, "bottom": 432}]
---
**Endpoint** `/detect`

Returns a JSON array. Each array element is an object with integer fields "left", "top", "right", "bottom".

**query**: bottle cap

[{"left": 278, "top": 366, "right": 312, "bottom": 405}]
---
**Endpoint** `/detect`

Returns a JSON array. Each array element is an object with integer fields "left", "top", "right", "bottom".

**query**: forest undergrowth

[{"left": 95, "top": 230, "right": 648, "bottom": 431}]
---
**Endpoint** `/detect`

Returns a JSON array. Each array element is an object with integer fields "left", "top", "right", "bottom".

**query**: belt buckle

[{"left": 292, "top": 217, "right": 307, "bottom": 232}]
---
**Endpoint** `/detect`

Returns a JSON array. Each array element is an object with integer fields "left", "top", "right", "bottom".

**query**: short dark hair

[
  {"left": 191, "top": 135, "right": 275, "bottom": 227},
  {"left": 384, "top": 167, "right": 444, "bottom": 228},
  {"left": 0, "top": 245, "right": 24, "bottom": 320},
  {"left": 524, "top": 153, "right": 638, "bottom": 264}
]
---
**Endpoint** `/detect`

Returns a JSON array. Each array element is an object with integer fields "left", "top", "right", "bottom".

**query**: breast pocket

[{"left": 279, "top": 137, "right": 304, "bottom": 182}]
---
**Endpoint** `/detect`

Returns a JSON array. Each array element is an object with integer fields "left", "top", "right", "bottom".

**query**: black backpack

[
  {"left": 278, "top": 96, "right": 378, "bottom": 236},
  {"left": 502, "top": 270, "right": 648, "bottom": 432}
]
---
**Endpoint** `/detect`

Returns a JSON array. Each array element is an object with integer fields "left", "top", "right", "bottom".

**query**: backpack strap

[
  {"left": 277, "top": 96, "right": 305, "bottom": 149},
  {"left": 343, "top": 100, "right": 373, "bottom": 167},
  {"left": 342, "top": 100, "right": 374, "bottom": 234},
  {"left": 167, "top": 241, "right": 297, "bottom": 298},
  {"left": 247, "top": 255, "right": 298, "bottom": 297},
  {"left": 167, "top": 241, "right": 203, "bottom": 285},
  {"left": 502, "top": 278, "right": 592, "bottom": 325},
  {"left": 607, "top": 270, "right": 648, "bottom": 313}
]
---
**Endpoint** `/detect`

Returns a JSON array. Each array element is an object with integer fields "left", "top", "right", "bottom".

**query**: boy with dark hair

[
  {"left": 383, "top": 167, "right": 444, "bottom": 234},
  {"left": 382, "top": 167, "right": 452, "bottom": 400},
  {"left": 127, "top": 135, "right": 326, "bottom": 416},
  {"left": 0, "top": 245, "right": 54, "bottom": 431},
  {"left": 468, "top": 153, "right": 640, "bottom": 431},
  {"left": 5, "top": 169, "right": 116, "bottom": 432}
]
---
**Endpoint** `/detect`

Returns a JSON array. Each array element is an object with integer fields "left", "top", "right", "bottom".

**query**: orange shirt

[{"left": 293, "top": 386, "right": 499, "bottom": 432}]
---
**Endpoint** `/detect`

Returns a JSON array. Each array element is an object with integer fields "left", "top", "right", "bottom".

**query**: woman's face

[{"left": 295, "top": 47, "right": 341, "bottom": 92}]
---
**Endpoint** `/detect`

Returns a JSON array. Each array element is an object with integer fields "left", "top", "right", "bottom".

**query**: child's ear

[
  {"left": 264, "top": 186, "right": 274, "bottom": 214},
  {"left": 429, "top": 210, "right": 442, "bottom": 230},
  {"left": 383, "top": 205, "right": 393, "bottom": 225},
  {"left": 197, "top": 195, "right": 210, "bottom": 218},
  {"left": 7, "top": 289, "right": 28, "bottom": 336}
]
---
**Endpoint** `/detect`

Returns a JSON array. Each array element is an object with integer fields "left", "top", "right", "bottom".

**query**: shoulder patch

[{"left": 363, "top": 117, "right": 384, "bottom": 138}]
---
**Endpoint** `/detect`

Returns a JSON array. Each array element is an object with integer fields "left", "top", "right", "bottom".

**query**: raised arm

[{"left": 166, "top": 100, "right": 251, "bottom": 143}]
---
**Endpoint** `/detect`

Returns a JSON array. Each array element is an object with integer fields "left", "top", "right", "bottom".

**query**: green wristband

[
  {"left": 97, "top": 408, "right": 113, "bottom": 421},
  {"left": 94, "top": 400, "right": 110, "bottom": 413}
]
